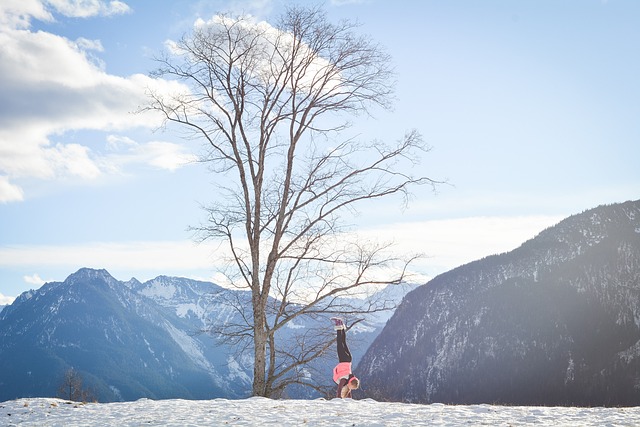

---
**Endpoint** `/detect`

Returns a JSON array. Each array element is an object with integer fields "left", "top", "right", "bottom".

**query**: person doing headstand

[{"left": 331, "top": 317, "right": 360, "bottom": 398}]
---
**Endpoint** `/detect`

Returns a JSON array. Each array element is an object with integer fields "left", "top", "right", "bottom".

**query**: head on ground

[{"left": 348, "top": 376, "right": 360, "bottom": 390}]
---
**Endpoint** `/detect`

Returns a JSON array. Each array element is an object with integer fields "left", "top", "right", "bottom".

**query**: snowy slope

[{"left": 1, "top": 397, "right": 639, "bottom": 426}]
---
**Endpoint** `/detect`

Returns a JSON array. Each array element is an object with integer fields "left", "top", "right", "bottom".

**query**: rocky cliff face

[{"left": 357, "top": 200, "right": 640, "bottom": 406}]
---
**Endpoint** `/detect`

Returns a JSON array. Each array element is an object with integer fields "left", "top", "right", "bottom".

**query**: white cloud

[
  {"left": 0, "top": 0, "right": 53, "bottom": 29},
  {"left": 0, "top": 215, "right": 563, "bottom": 290},
  {"left": 139, "top": 141, "right": 198, "bottom": 171},
  {"left": 359, "top": 215, "right": 563, "bottom": 275},
  {"left": 23, "top": 273, "right": 46, "bottom": 286},
  {"left": 106, "top": 135, "right": 137, "bottom": 150},
  {"left": 0, "top": 1, "right": 130, "bottom": 30},
  {"left": 75, "top": 37, "right": 104, "bottom": 51},
  {"left": 0, "top": 292, "right": 15, "bottom": 305},
  {"left": 0, "top": 241, "right": 216, "bottom": 271},
  {"left": 47, "top": 143, "right": 102, "bottom": 179},
  {"left": 0, "top": 1, "right": 192, "bottom": 202},
  {"left": 0, "top": 215, "right": 564, "bottom": 301},
  {"left": 192, "top": 14, "right": 341, "bottom": 98},
  {"left": 198, "top": 0, "right": 273, "bottom": 19},
  {"left": 0, "top": 241, "right": 231, "bottom": 295},
  {"left": 0, "top": 176, "right": 24, "bottom": 203},
  {"left": 104, "top": 136, "right": 198, "bottom": 172}
]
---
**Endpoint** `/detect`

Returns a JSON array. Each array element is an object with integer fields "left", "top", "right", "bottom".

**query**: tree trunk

[{"left": 252, "top": 295, "right": 267, "bottom": 396}]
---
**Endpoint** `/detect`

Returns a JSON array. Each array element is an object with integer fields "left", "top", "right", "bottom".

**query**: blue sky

[{"left": 1, "top": 0, "right": 638, "bottom": 304}]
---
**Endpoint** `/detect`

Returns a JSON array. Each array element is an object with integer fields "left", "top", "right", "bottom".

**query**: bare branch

[{"left": 144, "top": 5, "right": 440, "bottom": 398}]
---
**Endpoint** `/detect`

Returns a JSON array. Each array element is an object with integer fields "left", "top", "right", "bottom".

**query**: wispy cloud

[
  {"left": 23, "top": 273, "right": 46, "bottom": 286},
  {"left": 0, "top": 241, "right": 215, "bottom": 271},
  {"left": 0, "top": 176, "right": 24, "bottom": 203},
  {"left": 330, "top": 0, "right": 369, "bottom": 6},
  {"left": 0, "top": 241, "right": 220, "bottom": 298},
  {"left": 359, "top": 215, "right": 563, "bottom": 275},
  {"left": 201, "top": 0, "right": 274, "bottom": 19},
  {"left": 45, "top": 0, "right": 131, "bottom": 18},
  {"left": 104, "top": 136, "right": 199, "bottom": 173},
  {"left": 0, "top": 215, "right": 563, "bottom": 292}
]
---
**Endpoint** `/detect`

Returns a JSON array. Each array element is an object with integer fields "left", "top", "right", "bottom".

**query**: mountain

[
  {"left": 0, "top": 269, "right": 245, "bottom": 402},
  {"left": 357, "top": 200, "right": 640, "bottom": 406},
  {"left": 0, "top": 268, "right": 405, "bottom": 402}
]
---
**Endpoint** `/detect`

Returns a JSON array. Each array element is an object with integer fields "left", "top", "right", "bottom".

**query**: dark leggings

[{"left": 336, "top": 329, "right": 352, "bottom": 363}]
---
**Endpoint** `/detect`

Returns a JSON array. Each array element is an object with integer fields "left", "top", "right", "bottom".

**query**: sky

[{"left": 1, "top": 0, "right": 638, "bottom": 304}]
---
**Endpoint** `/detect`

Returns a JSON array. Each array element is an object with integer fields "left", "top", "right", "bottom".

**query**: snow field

[{"left": 1, "top": 397, "right": 639, "bottom": 426}]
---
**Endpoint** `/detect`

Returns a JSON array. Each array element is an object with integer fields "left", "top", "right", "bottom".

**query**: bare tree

[
  {"left": 146, "top": 5, "right": 438, "bottom": 397},
  {"left": 57, "top": 368, "right": 95, "bottom": 402}
]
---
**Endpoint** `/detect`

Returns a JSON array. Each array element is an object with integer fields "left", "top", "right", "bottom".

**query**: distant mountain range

[
  {"left": 3, "top": 199, "right": 639, "bottom": 405},
  {"left": 0, "top": 269, "right": 406, "bottom": 402},
  {"left": 357, "top": 200, "right": 640, "bottom": 406}
]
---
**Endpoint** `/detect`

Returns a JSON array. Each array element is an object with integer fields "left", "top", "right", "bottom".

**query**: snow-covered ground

[{"left": 1, "top": 397, "right": 639, "bottom": 426}]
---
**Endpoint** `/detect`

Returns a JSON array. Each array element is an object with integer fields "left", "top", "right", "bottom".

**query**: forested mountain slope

[{"left": 358, "top": 200, "right": 640, "bottom": 406}]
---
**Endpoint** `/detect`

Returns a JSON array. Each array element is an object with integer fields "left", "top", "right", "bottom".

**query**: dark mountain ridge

[{"left": 357, "top": 200, "right": 640, "bottom": 406}]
